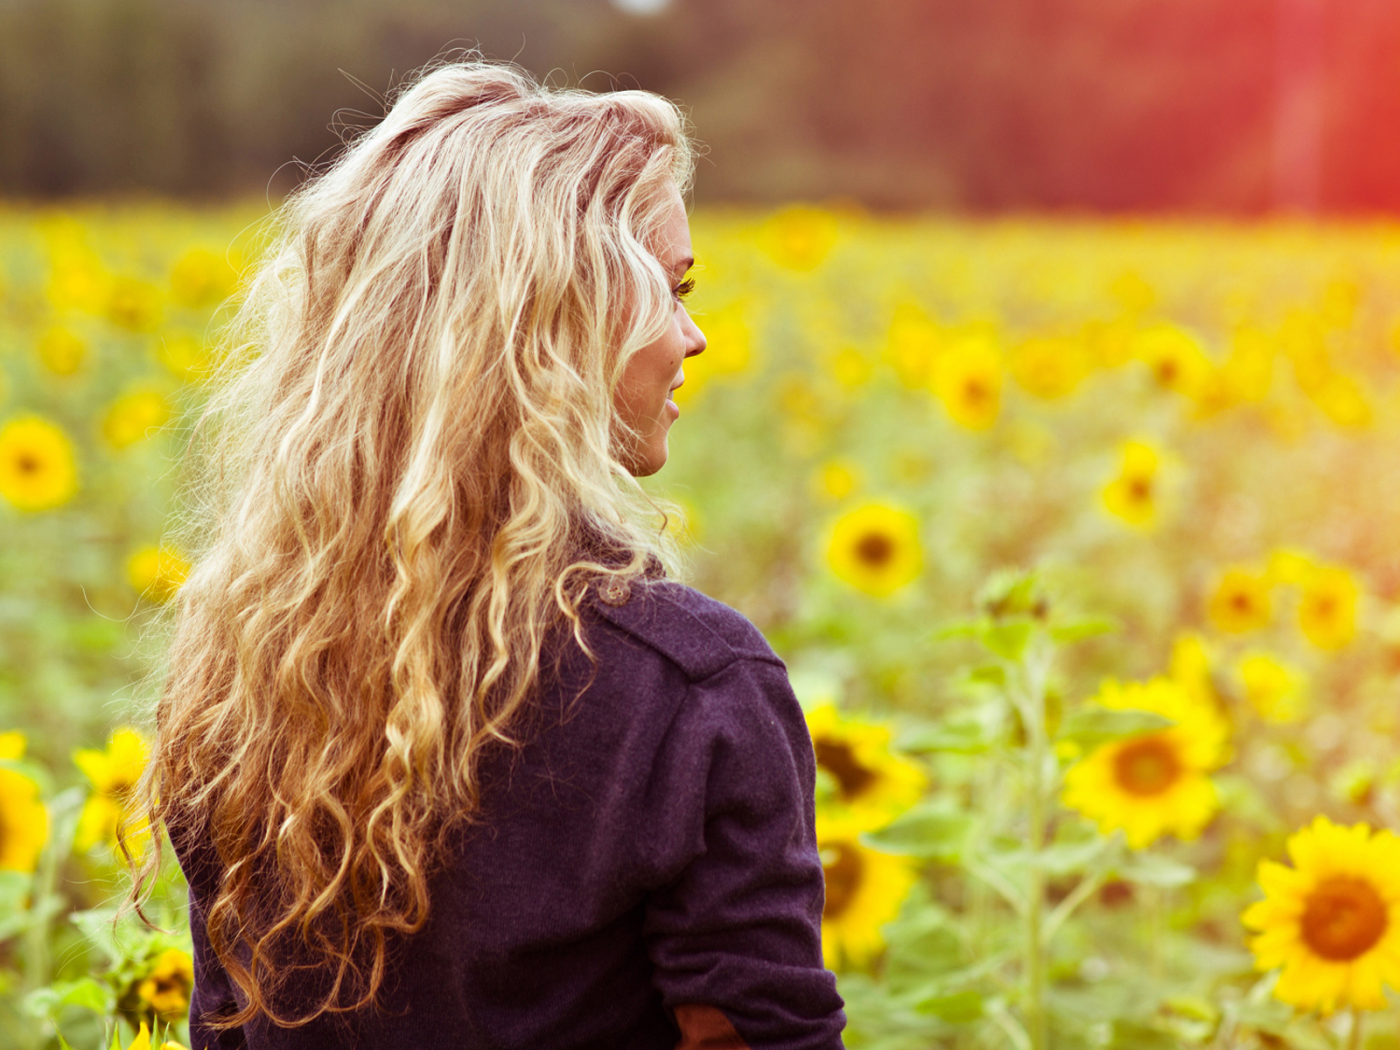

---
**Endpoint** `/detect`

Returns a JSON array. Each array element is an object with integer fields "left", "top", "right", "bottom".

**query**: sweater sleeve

[
  {"left": 642, "top": 656, "right": 845, "bottom": 1050},
  {"left": 186, "top": 885, "right": 248, "bottom": 1050}
]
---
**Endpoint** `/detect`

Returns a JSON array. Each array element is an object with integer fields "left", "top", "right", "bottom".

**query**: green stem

[
  {"left": 1347, "top": 1008, "right": 1362, "bottom": 1050},
  {"left": 1022, "top": 641, "right": 1050, "bottom": 1050}
]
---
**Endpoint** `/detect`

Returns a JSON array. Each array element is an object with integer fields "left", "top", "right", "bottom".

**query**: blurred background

[{"left": 2, "top": 0, "right": 1398, "bottom": 212}]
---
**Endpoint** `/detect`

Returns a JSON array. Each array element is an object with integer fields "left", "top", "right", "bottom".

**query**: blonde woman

[{"left": 130, "top": 59, "right": 844, "bottom": 1050}]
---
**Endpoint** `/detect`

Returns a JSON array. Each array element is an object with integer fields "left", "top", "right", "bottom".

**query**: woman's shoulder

[{"left": 582, "top": 576, "right": 785, "bottom": 684}]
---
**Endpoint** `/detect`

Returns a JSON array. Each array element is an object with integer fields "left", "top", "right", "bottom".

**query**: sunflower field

[{"left": 5, "top": 201, "right": 1400, "bottom": 1050}]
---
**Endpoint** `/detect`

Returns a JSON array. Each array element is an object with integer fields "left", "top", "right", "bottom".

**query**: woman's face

[{"left": 615, "top": 181, "right": 706, "bottom": 477}]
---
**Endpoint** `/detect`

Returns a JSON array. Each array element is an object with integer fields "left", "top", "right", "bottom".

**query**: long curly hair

[{"left": 125, "top": 57, "right": 695, "bottom": 1030}]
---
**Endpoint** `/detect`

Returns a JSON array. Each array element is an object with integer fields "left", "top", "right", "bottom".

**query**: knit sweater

[{"left": 174, "top": 577, "right": 846, "bottom": 1050}]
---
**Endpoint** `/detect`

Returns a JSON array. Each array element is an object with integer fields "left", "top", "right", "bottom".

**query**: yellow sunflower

[
  {"left": 1243, "top": 816, "right": 1400, "bottom": 1014},
  {"left": 1238, "top": 652, "right": 1308, "bottom": 724},
  {"left": 1101, "top": 439, "right": 1160, "bottom": 528},
  {"left": 1132, "top": 323, "right": 1214, "bottom": 401},
  {"left": 1309, "top": 372, "right": 1372, "bottom": 429},
  {"left": 757, "top": 205, "right": 839, "bottom": 271},
  {"left": 1008, "top": 335, "right": 1094, "bottom": 400},
  {"left": 127, "top": 545, "right": 191, "bottom": 603},
  {"left": 806, "top": 704, "right": 926, "bottom": 832},
  {"left": 36, "top": 326, "right": 88, "bottom": 376},
  {"left": 1207, "top": 566, "right": 1273, "bottom": 634},
  {"left": 813, "top": 459, "right": 861, "bottom": 502},
  {"left": 826, "top": 503, "right": 922, "bottom": 597},
  {"left": 1062, "top": 677, "right": 1230, "bottom": 849},
  {"left": 884, "top": 302, "right": 942, "bottom": 389},
  {"left": 818, "top": 814, "right": 919, "bottom": 971},
  {"left": 0, "top": 415, "right": 79, "bottom": 512},
  {"left": 0, "top": 731, "right": 48, "bottom": 873},
  {"left": 156, "top": 332, "right": 214, "bottom": 381},
  {"left": 135, "top": 947, "right": 195, "bottom": 1021},
  {"left": 73, "top": 727, "right": 151, "bottom": 855},
  {"left": 169, "top": 247, "right": 237, "bottom": 309},
  {"left": 102, "top": 390, "right": 172, "bottom": 449},
  {"left": 1266, "top": 548, "right": 1317, "bottom": 587},
  {"left": 931, "top": 330, "right": 1001, "bottom": 430},
  {"left": 673, "top": 303, "right": 750, "bottom": 406},
  {"left": 105, "top": 276, "right": 163, "bottom": 333},
  {"left": 1298, "top": 564, "right": 1360, "bottom": 651}
]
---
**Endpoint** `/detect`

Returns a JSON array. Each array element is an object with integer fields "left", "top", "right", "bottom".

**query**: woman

[{"left": 131, "top": 59, "right": 845, "bottom": 1049}]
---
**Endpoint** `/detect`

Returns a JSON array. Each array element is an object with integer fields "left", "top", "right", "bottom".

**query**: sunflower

[
  {"left": 1008, "top": 335, "right": 1093, "bottom": 400},
  {"left": 127, "top": 545, "right": 191, "bottom": 603},
  {"left": 156, "top": 332, "right": 213, "bottom": 381},
  {"left": 0, "top": 415, "right": 79, "bottom": 512},
  {"left": 818, "top": 814, "right": 919, "bottom": 970},
  {"left": 673, "top": 303, "right": 750, "bottom": 406},
  {"left": 1132, "top": 323, "right": 1214, "bottom": 400},
  {"left": 884, "top": 302, "right": 942, "bottom": 389},
  {"left": 36, "top": 326, "right": 88, "bottom": 376},
  {"left": 1101, "top": 439, "right": 1160, "bottom": 528},
  {"left": 1309, "top": 372, "right": 1372, "bottom": 429},
  {"left": 1238, "top": 652, "right": 1308, "bottom": 724},
  {"left": 826, "top": 503, "right": 922, "bottom": 597},
  {"left": 1062, "top": 677, "right": 1230, "bottom": 849},
  {"left": 757, "top": 205, "right": 839, "bottom": 272},
  {"left": 73, "top": 727, "right": 151, "bottom": 854},
  {"left": 1169, "top": 632, "right": 1222, "bottom": 716},
  {"left": 814, "top": 459, "right": 860, "bottom": 502},
  {"left": 1298, "top": 564, "right": 1360, "bottom": 651},
  {"left": 931, "top": 330, "right": 1001, "bottom": 430},
  {"left": 1219, "top": 327, "right": 1274, "bottom": 403},
  {"left": 105, "top": 276, "right": 163, "bottom": 333},
  {"left": 1266, "top": 548, "right": 1317, "bottom": 587},
  {"left": 135, "top": 948, "right": 195, "bottom": 1021},
  {"left": 1243, "top": 816, "right": 1400, "bottom": 1014},
  {"left": 102, "top": 390, "right": 172, "bottom": 449},
  {"left": 169, "top": 247, "right": 236, "bottom": 309},
  {"left": 0, "top": 731, "right": 48, "bottom": 873},
  {"left": 806, "top": 704, "right": 926, "bottom": 832},
  {"left": 1207, "top": 566, "right": 1273, "bottom": 634}
]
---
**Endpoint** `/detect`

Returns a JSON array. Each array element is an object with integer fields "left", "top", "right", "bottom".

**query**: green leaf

[
  {"left": 1118, "top": 854, "right": 1197, "bottom": 888},
  {"left": 897, "top": 721, "right": 996, "bottom": 755},
  {"left": 915, "top": 990, "right": 984, "bottom": 1023},
  {"left": 989, "top": 835, "right": 1105, "bottom": 875},
  {"left": 861, "top": 803, "right": 975, "bottom": 860},
  {"left": 932, "top": 618, "right": 985, "bottom": 641},
  {"left": 982, "top": 620, "right": 1033, "bottom": 661},
  {"left": 55, "top": 1034, "right": 75, "bottom": 1050},
  {"left": 1050, "top": 616, "right": 1118, "bottom": 643},
  {"left": 1058, "top": 707, "right": 1173, "bottom": 748},
  {"left": 58, "top": 976, "right": 114, "bottom": 1014},
  {"left": 964, "top": 663, "right": 1007, "bottom": 688},
  {"left": 1109, "top": 1020, "right": 1179, "bottom": 1050}
]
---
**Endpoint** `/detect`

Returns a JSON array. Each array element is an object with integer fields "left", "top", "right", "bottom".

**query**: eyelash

[{"left": 673, "top": 277, "right": 695, "bottom": 302}]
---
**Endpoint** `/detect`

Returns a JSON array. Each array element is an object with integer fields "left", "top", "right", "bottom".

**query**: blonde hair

[{"left": 127, "top": 58, "right": 695, "bottom": 1030}]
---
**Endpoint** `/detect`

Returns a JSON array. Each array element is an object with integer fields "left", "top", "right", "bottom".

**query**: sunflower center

[
  {"left": 16, "top": 454, "right": 38, "bottom": 475},
  {"left": 1300, "top": 876, "right": 1388, "bottom": 961},
  {"left": 963, "top": 378, "right": 989, "bottom": 404},
  {"left": 822, "top": 842, "right": 863, "bottom": 920},
  {"left": 1156, "top": 360, "right": 1179, "bottom": 384},
  {"left": 1313, "top": 596, "right": 1336, "bottom": 617},
  {"left": 814, "top": 739, "right": 878, "bottom": 801},
  {"left": 1112, "top": 735, "right": 1181, "bottom": 796},
  {"left": 854, "top": 532, "right": 895, "bottom": 568},
  {"left": 1128, "top": 476, "right": 1152, "bottom": 501},
  {"left": 1231, "top": 592, "right": 1252, "bottom": 612}
]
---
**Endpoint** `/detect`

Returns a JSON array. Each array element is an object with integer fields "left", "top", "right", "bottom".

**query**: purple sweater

[{"left": 175, "top": 577, "right": 846, "bottom": 1049}]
